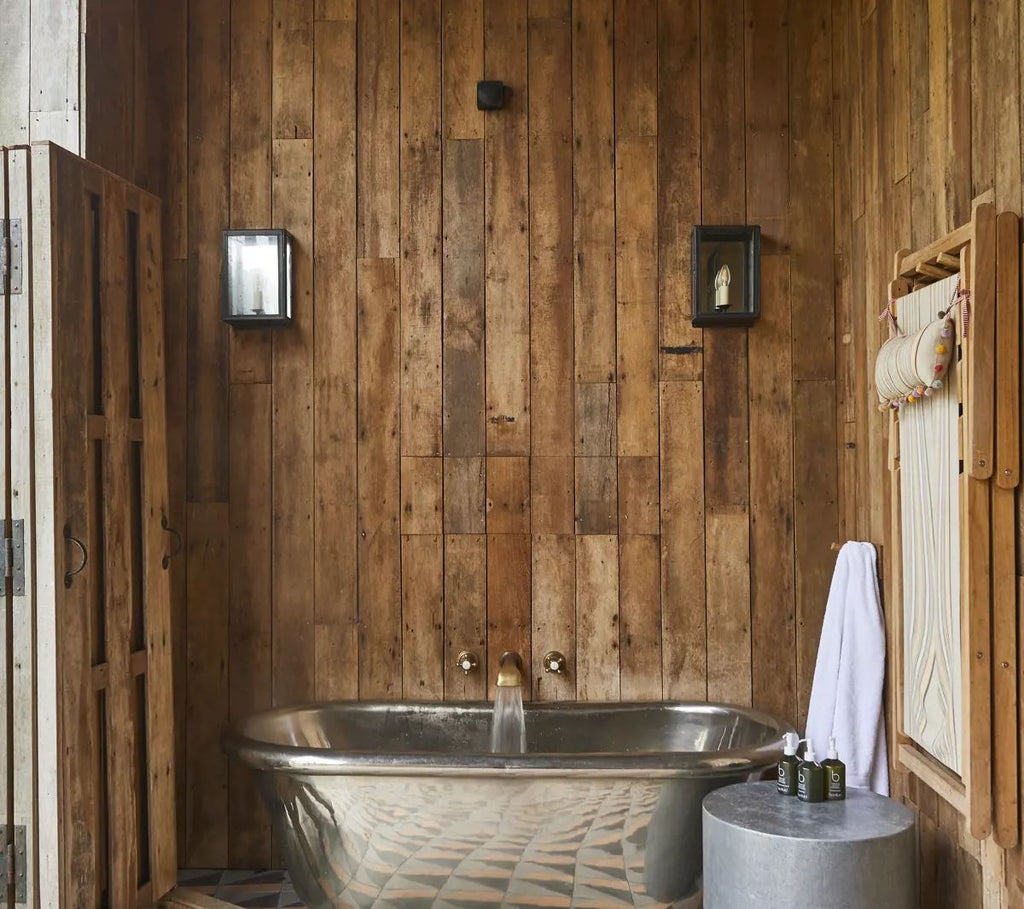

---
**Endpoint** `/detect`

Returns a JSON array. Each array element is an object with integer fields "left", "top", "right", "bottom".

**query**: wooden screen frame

[
  {"left": 886, "top": 199, "right": 1020, "bottom": 848},
  {"left": 3, "top": 142, "right": 177, "bottom": 908}
]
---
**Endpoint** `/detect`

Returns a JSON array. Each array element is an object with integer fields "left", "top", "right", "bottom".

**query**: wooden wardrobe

[{"left": 1, "top": 143, "right": 177, "bottom": 908}]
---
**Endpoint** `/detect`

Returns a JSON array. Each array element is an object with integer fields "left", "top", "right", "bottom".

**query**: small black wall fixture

[
  {"left": 222, "top": 228, "right": 294, "bottom": 327},
  {"left": 690, "top": 224, "right": 761, "bottom": 327},
  {"left": 477, "top": 80, "right": 511, "bottom": 110}
]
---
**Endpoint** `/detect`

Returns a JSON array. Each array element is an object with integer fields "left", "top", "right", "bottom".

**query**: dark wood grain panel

[
  {"left": 312, "top": 14, "right": 359, "bottom": 702},
  {"left": 356, "top": 257, "right": 402, "bottom": 698},
  {"left": 400, "top": 0, "right": 443, "bottom": 456},
  {"left": 572, "top": 0, "right": 616, "bottom": 384},
  {"left": 484, "top": 0, "right": 530, "bottom": 455},
  {"left": 270, "top": 139, "right": 316, "bottom": 708}
]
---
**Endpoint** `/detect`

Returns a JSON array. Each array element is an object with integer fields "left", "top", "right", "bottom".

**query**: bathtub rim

[{"left": 224, "top": 699, "right": 793, "bottom": 780}]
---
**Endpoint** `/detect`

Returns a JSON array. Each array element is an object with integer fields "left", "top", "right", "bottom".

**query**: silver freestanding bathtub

[{"left": 226, "top": 701, "right": 790, "bottom": 909}]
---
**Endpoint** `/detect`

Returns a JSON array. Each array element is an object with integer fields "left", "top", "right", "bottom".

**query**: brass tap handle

[
  {"left": 543, "top": 651, "right": 567, "bottom": 675},
  {"left": 456, "top": 651, "right": 479, "bottom": 674}
]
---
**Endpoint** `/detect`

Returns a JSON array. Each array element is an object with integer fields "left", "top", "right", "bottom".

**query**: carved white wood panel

[{"left": 899, "top": 274, "right": 962, "bottom": 774}]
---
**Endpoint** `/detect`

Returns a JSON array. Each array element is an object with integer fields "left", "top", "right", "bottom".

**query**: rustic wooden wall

[
  {"left": 832, "top": 0, "right": 1023, "bottom": 905},
  {"left": 106, "top": 0, "right": 839, "bottom": 870}
]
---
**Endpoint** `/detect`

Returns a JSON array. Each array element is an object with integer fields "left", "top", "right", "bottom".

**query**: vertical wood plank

[
  {"left": 442, "top": 139, "right": 485, "bottom": 458},
  {"left": 401, "top": 0, "right": 443, "bottom": 456},
  {"left": 617, "top": 457, "right": 659, "bottom": 536},
  {"left": 30, "top": 0, "right": 81, "bottom": 150},
  {"left": 575, "top": 382, "right": 617, "bottom": 456},
  {"left": 100, "top": 178, "right": 139, "bottom": 904},
  {"left": 484, "top": 1, "right": 530, "bottom": 454},
  {"left": 528, "top": 11, "right": 574, "bottom": 457},
  {"left": 227, "top": 383, "right": 272, "bottom": 867},
  {"left": 49, "top": 152, "right": 99, "bottom": 906},
  {"left": 701, "top": 0, "right": 751, "bottom": 708},
  {"left": 272, "top": 0, "right": 313, "bottom": 139},
  {"left": 660, "top": 380, "right": 706, "bottom": 700},
  {"left": 619, "top": 535, "right": 662, "bottom": 700},
  {"left": 441, "top": 0, "right": 484, "bottom": 140},
  {"left": 612, "top": 0, "right": 657, "bottom": 138},
  {"left": 0, "top": 0, "right": 30, "bottom": 144},
  {"left": 402, "top": 534, "right": 444, "bottom": 698},
  {"left": 487, "top": 534, "right": 532, "bottom": 694},
  {"left": 443, "top": 456, "right": 486, "bottom": 533},
  {"left": 313, "top": 15, "right": 359, "bottom": 701},
  {"left": 705, "top": 506, "right": 752, "bottom": 705},
  {"left": 85, "top": 0, "right": 135, "bottom": 177},
  {"left": 745, "top": 0, "right": 789, "bottom": 245},
  {"left": 531, "top": 535, "right": 576, "bottom": 700},
  {"left": 531, "top": 456, "right": 574, "bottom": 535},
  {"left": 572, "top": 0, "right": 616, "bottom": 384},
  {"left": 357, "top": 0, "right": 400, "bottom": 258},
  {"left": 658, "top": 0, "right": 702, "bottom": 381},
  {"left": 271, "top": 139, "right": 316, "bottom": 706},
  {"left": 187, "top": 0, "right": 230, "bottom": 502},
  {"left": 444, "top": 534, "right": 487, "bottom": 699},
  {"left": 576, "top": 535, "right": 619, "bottom": 700},
  {"left": 615, "top": 137, "right": 659, "bottom": 457},
  {"left": 26, "top": 145, "right": 61, "bottom": 907},
  {"left": 8, "top": 148, "right": 38, "bottom": 909},
  {"left": 574, "top": 457, "right": 617, "bottom": 535},
  {"left": 486, "top": 456, "right": 531, "bottom": 534},
  {"left": 229, "top": 0, "right": 274, "bottom": 384},
  {"left": 790, "top": 0, "right": 835, "bottom": 381},
  {"left": 749, "top": 256, "right": 796, "bottom": 723},
  {"left": 793, "top": 379, "right": 839, "bottom": 727},
  {"left": 0, "top": 268, "right": 6, "bottom": 908},
  {"left": 402, "top": 457, "right": 444, "bottom": 535},
  {"left": 357, "top": 258, "right": 402, "bottom": 697},
  {"left": 185, "top": 503, "right": 229, "bottom": 866}
]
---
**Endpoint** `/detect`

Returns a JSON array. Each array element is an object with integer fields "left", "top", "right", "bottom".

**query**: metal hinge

[
  {"left": 0, "top": 825, "right": 27, "bottom": 903},
  {"left": 0, "top": 219, "right": 23, "bottom": 295},
  {"left": 1, "top": 519, "right": 25, "bottom": 596}
]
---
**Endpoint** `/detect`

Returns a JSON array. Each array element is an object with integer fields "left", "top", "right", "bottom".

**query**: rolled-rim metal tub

[{"left": 226, "top": 701, "right": 792, "bottom": 909}]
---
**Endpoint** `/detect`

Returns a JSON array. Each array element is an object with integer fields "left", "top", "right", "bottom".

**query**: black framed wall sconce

[
  {"left": 222, "top": 229, "right": 294, "bottom": 327},
  {"left": 691, "top": 225, "right": 761, "bottom": 327}
]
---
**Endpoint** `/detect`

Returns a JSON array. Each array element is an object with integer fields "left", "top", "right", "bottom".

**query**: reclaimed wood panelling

[{"left": 122, "top": 0, "right": 841, "bottom": 865}]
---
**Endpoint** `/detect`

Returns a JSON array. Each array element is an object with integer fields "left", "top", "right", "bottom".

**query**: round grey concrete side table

[{"left": 703, "top": 781, "right": 917, "bottom": 909}]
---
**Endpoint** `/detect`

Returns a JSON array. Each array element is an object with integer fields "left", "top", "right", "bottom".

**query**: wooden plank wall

[
  {"left": 96, "top": 0, "right": 839, "bottom": 867},
  {"left": 832, "top": 0, "right": 1023, "bottom": 905}
]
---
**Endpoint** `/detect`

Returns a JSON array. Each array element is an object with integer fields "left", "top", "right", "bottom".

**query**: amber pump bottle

[
  {"left": 822, "top": 736, "right": 846, "bottom": 801},
  {"left": 797, "top": 739, "right": 826, "bottom": 802}
]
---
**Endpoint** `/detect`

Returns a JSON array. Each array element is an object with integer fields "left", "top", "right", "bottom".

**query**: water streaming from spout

[{"left": 490, "top": 685, "right": 526, "bottom": 753}]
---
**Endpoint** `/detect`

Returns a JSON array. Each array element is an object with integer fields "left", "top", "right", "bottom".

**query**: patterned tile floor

[{"left": 177, "top": 870, "right": 305, "bottom": 908}]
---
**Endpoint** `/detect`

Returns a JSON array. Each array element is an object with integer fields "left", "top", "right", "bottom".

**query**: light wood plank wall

[
  {"left": 832, "top": 0, "right": 1023, "bottom": 905},
  {"left": 0, "top": 0, "right": 83, "bottom": 150},
  {"left": 96, "top": 0, "right": 839, "bottom": 869}
]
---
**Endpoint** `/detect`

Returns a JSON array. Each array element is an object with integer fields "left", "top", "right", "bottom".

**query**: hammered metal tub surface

[{"left": 225, "top": 701, "right": 790, "bottom": 909}]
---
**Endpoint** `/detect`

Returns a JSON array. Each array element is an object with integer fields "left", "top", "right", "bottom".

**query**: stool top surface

[{"left": 703, "top": 781, "right": 917, "bottom": 842}]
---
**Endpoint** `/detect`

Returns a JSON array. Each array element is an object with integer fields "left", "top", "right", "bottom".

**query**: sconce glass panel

[
  {"left": 222, "top": 229, "right": 293, "bottom": 326},
  {"left": 690, "top": 225, "right": 760, "bottom": 327}
]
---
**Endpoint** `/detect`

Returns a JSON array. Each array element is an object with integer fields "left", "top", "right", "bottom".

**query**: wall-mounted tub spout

[{"left": 496, "top": 650, "right": 524, "bottom": 688}]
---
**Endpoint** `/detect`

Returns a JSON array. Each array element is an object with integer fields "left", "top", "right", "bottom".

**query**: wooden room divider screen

[
  {"left": 0, "top": 144, "right": 176, "bottom": 908},
  {"left": 886, "top": 199, "right": 1021, "bottom": 851}
]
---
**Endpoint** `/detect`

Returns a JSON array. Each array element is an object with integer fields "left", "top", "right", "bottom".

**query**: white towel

[{"left": 805, "top": 541, "right": 890, "bottom": 795}]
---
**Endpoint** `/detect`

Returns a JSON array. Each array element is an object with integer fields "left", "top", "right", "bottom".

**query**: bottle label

[{"left": 827, "top": 767, "right": 845, "bottom": 800}]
